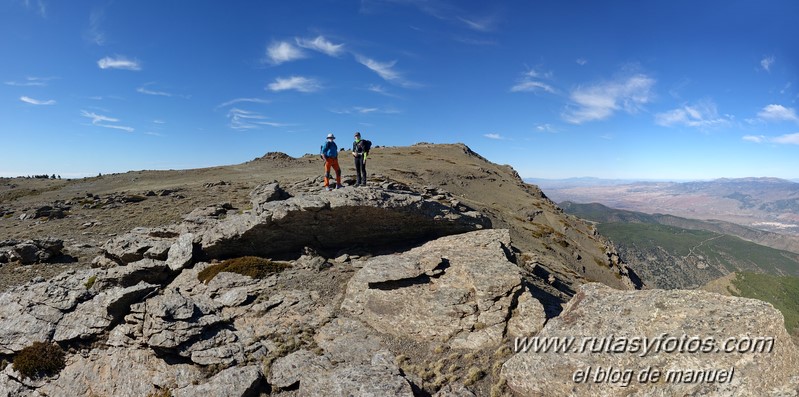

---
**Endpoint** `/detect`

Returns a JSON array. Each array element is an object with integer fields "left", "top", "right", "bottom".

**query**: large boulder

[
  {"left": 0, "top": 270, "right": 96, "bottom": 354},
  {"left": 341, "top": 229, "right": 546, "bottom": 350},
  {"left": 502, "top": 283, "right": 799, "bottom": 396},
  {"left": 198, "top": 187, "right": 490, "bottom": 259}
]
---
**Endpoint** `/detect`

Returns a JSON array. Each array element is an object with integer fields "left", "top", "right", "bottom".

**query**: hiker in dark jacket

[
  {"left": 320, "top": 133, "right": 342, "bottom": 190},
  {"left": 351, "top": 132, "right": 369, "bottom": 186}
]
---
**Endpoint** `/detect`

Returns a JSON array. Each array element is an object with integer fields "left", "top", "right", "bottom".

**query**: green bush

[
  {"left": 84, "top": 275, "right": 97, "bottom": 289},
  {"left": 13, "top": 341, "right": 66, "bottom": 379},
  {"left": 197, "top": 256, "right": 290, "bottom": 284}
]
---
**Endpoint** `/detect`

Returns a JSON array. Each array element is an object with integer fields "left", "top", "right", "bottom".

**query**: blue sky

[{"left": 2, "top": 0, "right": 798, "bottom": 179}]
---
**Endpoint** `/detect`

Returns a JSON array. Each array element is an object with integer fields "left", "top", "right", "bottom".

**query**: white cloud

[
  {"left": 511, "top": 69, "right": 556, "bottom": 94},
  {"left": 356, "top": 55, "right": 399, "bottom": 81},
  {"left": 136, "top": 86, "right": 172, "bottom": 97},
  {"left": 484, "top": 133, "right": 504, "bottom": 140},
  {"left": 267, "top": 76, "right": 321, "bottom": 92},
  {"left": 330, "top": 106, "right": 401, "bottom": 115},
  {"left": 5, "top": 76, "right": 53, "bottom": 87},
  {"left": 742, "top": 135, "right": 765, "bottom": 143},
  {"left": 266, "top": 41, "right": 306, "bottom": 65},
  {"left": 226, "top": 108, "right": 289, "bottom": 130},
  {"left": 511, "top": 80, "right": 556, "bottom": 94},
  {"left": 772, "top": 132, "right": 799, "bottom": 145},
  {"left": 216, "top": 98, "right": 270, "bottom": 109},
  {"left": 153, "top": 120, "right": 165, "bottom": 124},
  {"left": 97, "top": 56, "right": 141, "bottom": 71},
  {"left": 562, "top": 74, "right": 655, "bottom": 124},
  {"left": 19, "top": 96, "right": 55, "bottom": 105},
  {"left": 296, "top": 36, "right": 345, "bottom": 57},
  {"left": 576, "top": 58, "right": 587, "bottom": 66},
  {"left": 742, "top": 132, "right": 799, "bottom": 145},
  {"left": 655, "top": 101, "right": 731, "bottom": 128},
  {"left": 355, "top": 55, "right": 418, "bottom": 87},
  {"left": 761, "top": 56, "right": 775, "bottom": 72},
  {"left": 535, "top": 124, "right": 557, "bottom": 133},
  {"left": 80, "top": 110, "right": 134, "bottom": 132},
  {"left": 758, "top": 104, "right": 799, "bottom": 123}
]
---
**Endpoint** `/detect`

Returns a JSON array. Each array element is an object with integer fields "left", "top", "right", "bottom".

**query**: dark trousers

[{"left": 354, "top": 156, "right": 367, "bottom": 184}]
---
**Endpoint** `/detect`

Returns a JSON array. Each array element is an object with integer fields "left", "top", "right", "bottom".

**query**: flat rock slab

[
  {"left": 502, "top": 283, "right": 799, "bottom": 396},
  {"left": 342, "top": 229, "right": 546, "bottom": 350}
]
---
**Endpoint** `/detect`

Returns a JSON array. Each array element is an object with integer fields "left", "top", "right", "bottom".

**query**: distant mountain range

[
  {"left": 560, "top": 201, "right": 799, "bottom": 289},
  {"left": 536, "top": 177, "right": 799, "bottom": 235}
]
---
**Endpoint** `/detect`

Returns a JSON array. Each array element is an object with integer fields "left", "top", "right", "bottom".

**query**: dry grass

[
  {"left": 197, "top": 256, "right": 290, "bottom": 284},
  {"left": 13, "top": 342, "right": 66, "bottom": 379}
]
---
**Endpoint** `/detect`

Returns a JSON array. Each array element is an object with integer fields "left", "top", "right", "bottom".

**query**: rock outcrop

[
  {"left": 196, "top": 186, "right": 490, "bottom": 259},
  {"left": 342, "top": 229, "right": 546, "bottom": 350},
  {"left": 0, "top": 238, "right": 65, "bottom": 265},
  {"left": 2, "top": 180, "right": 798, "bottom": 396},
  {"left": 502, "top": 283, "right": 799, "bottom": 396}
]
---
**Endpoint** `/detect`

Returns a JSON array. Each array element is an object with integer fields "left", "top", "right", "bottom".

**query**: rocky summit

[{"left": 0, "top": 144, "right": 797, "bottom": 396}]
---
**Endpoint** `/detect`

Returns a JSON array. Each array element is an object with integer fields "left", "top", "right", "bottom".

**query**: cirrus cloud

[
  {"left": 20, "top": 96, "right": 55, "bottom": 105},
  {"left": 267, "top": 76, "right": 321, "bottom": 92},
  {"left": 97, "top": 56, "right": 141, "bottom": 71}
]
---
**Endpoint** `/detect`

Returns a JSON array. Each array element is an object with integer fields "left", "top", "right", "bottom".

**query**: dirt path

[{"left": 685, "top": 235, "right": 724, "bottom": 259}]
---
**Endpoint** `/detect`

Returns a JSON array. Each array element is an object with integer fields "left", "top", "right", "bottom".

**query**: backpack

[
  {"left": 361, "top": 139, "right": 372, "bottom": 154},
  {"left": 321, "top": 140, "right": 338, "bottom": 158}
]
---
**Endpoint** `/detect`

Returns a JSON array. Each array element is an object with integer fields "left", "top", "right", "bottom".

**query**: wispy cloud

[
  {"left": 267, "top": 76, "right": 321, "bottom": 92},
  {"left": 86, "top": 8, "right": 106, "bottom": 45},
  {"left": 355, "top": 55, "right": 418, "bottom": 87},
  {"left": 511, "top": 69, "right": 556, "bottom": 94},
  {"left": 367, "top": 84, "right": 399, "bottom": 97},
  {"left": 216, "top": 98, "right": 270, "bottom": 109},
  {"left": 457, "top": 15, "right": 497, "bottom": 32},
  {"left": 136, "top": 86, "right": 172, "bottom": 97},
  {"left": 535, "top": 124, "right": 558, "bottom": 133},
  {"left": 761, "top": 56, "right": 775, "bottom": 72},
  {"left": 20, "top": 96, "right": 55, "bottom": 105},
  {"left": 773, "top": 132, "right": 799, "bottom": 144},
  {"left": 330, "top": 106, "right": 401, "bottom": 115},
  {"left": 80, "top": 110, "right": 134, "bottom": 132},
  {"left": 742, "top": 135, "right": 765, "bottom": 143},
  {"left": 655, "top": 101, "right": 731, "bottom": 129},
  {"left": 562, "top": 74, "right": 655, "bottom": 124},
  {"left": 744, "top": 132, "right": 799, "bottom": 145},
  {"left": 227, "top": 108, "right": 289, "bottom": 130},
  {"left": 4, "top": 76, "right": 54, "bottom": 87},
  {"left": 758, "top": 104, "right": 798, "bottom": 123},
  {"left": 296, "top": 36, "right": 345, "bottom": 57},
  {"left": 23, "top": 0, "right": 46, "bottom": 17},
  {"left": 511, "top": 80, "right": 556, "bottom": 94},
  {"left": 484, "top": 133, "right": 507, "bottom": 140},
  {"left": 98, "top": 56, "right": 141, "bottom": 71},
  {"left": 265, "top": 41, "right": 306, "bottom": 65},
  {"left": 576, "top": 58, "right": 587, "bottom": 66}
]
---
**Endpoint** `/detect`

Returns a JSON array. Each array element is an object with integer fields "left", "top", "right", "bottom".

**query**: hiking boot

[
  {"left": 335, "top": 184, "right": 343, "bottom": 189},
  {"left": 325, "top": 186, "right": 333, "bottom": 191}
]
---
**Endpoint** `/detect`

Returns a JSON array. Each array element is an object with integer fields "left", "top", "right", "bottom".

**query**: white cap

[{"left": 326, "top": 133, "right": 335, "bottom": 139}]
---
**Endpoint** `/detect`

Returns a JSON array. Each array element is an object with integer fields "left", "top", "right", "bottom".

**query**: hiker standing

[
  {"left": 352, "top": 132, "right": 369, "bottom": 186},
  {"left": 320, "top": 133, "right": 342, "bottom": 190}
]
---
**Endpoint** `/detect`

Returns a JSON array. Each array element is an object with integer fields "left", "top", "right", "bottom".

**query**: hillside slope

[{"left": 561, "top": 201, "right": 799, "bottom": 289}]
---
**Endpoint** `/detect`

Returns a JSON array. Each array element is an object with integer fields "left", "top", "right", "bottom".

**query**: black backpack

[{"left": 361, "top": 139, "right": 372, "bottom": 153}]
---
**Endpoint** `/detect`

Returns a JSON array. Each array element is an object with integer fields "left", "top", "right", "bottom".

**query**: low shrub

[
  {"left": 13, "top": 341, "right": 66, "bottom": 379},
  {"left": 197, "top": 256, "right": 290, "bottom": 284}
]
